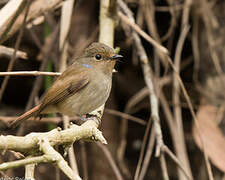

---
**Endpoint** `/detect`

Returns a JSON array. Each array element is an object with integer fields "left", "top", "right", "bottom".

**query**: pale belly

[{"left": 54, "top": 75, "right": 112, "bottom": 116}]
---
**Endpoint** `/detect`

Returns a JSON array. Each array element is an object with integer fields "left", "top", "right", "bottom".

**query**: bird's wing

[{"left": 38, "top": 67, "right": 89, "bottom": 114}]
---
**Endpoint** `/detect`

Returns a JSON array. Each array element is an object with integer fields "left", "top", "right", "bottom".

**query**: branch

[
  {"left": 0, "top": 120, "right": 106, "bottom": 154},
  {"left": 97, "top": 143, "right": 123, "bottom": 180},
  {"left": 0, "top": 120, "right": 106, "bottom": 179},
  {"left": 0, "top": 71, "right": 61, "bottom": 76},
  {"left": 0, "top": 155, "right": 50, "bottom": 170},
  {"left": 0, "top": 0, "right": 64, "bottom": 43},
  {"left": 0, "top": 45, "right": 28, "bottom": 59},
  {"left": 118, "top": 11, "right": 168, "bottom": 55},
  {"left": 0, "top": 0, "right": 27, "bottom": 43},
  {"left": 118, "top": 1, "right": 173, "bottom": 180},
  {"left": 39, "top": 138, "right": 81, "bottom": 180},
  {"left": 25, "top": 163, "right": 35, "bottom": 180},
  {"left": 0, "top": 0, "right": 31, "bottom": 103}
]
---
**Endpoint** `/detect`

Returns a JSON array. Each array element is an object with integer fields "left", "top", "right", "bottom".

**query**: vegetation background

[{"left": 0, "top": 0, "right": 225, "bottom": 180}]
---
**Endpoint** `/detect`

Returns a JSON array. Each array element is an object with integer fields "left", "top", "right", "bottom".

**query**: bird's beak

[{"left": 112, "top": 54, "right": 123, "bottom": 60}]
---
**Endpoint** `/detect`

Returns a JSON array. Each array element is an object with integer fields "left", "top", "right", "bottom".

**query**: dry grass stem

[
  {"left": 0, "top": 0, "right": 27, "bottom": 43},
  {"left": 173, "top": 25, "right": 193, "bottom": 179},
  {"left": 118, "top": 1, "right": 169, "bottom": 179},
  {"left": 0, "top": 45, "right": 27, "bottom": 59},
  {"left": 138, "top": 128, "right": 155, "bottom": 180},
  {"left": 118, "top": 11, "right": 168, "bottom": 55},
  {"left": 0, "top": 0, "right": 221, "bottom": 179},
  {"left": 97, "top": 143, "right": 124, "bottom": 180},
  {"left": 0, "top": 71, "right": 61, "bottom": 76},
  {"left": 105, "top": 108, "right": 146, "bottom": 125},
  {"left": 0, "top": 1, "right": 30, "bottom": 102},
  {"left": 0, "top": 0, "right": 64, "bottom": 43},
  {"left": 134, "top": 118, "right": 151, "bottom": 180}
]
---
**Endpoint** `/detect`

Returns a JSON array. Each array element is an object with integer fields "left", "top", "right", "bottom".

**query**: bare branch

[
  {"left": 0, "top": 45, "right": 27, "bottom": 59},
  {"left": 0, "top": 120, "right": 106, "bottom": 153},
  {"left": 0, "top": 71, "right": 61, "bottom": 76},
  {"left": 97, "top": 143, "right": 124, "bottom": 180},
  {"left": 118, "top": 1, "right": 169, "bottom": 179},
  {"left": 39, "top": 137, "right": 81, "bottom": 180},
  {"left": 0, "top": 155, "right": 50, "bottom": 170},
  {"left": 0, "top": 0, "right": 64, "bottom": 43},
  {"left": 118, "top": 11, "right": 168, "bottom": 55},
  {"left": 0, "top": 1, "right": 31, "bottom": 102}
]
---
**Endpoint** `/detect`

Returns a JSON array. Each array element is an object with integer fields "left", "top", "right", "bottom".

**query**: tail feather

[{"left": 9, "top": 105, "right": 41, "bottom": 129}]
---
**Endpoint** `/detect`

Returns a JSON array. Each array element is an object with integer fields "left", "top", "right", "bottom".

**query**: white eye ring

[{"left": 95, "top": 54, "right": 102, "bottom": 60}]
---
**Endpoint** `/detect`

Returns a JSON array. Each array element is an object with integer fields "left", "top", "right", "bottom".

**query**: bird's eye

[{"left": 95, "top": 54, "right": 102, "bottom": 60}]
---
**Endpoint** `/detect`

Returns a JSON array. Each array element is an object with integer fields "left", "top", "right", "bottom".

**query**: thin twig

[
  {"left": 145, "top": 0, "right": 161, "bottom": 75},
  {"left": 105, "top": 108, "right": 146, "bottom": 125},
  {"left": 99, "top": 0, "right": 115, "bottom": 46},
  {"left": 16, "top": 25, "right": 59, "bottom": 136},
  {"left": 0, "top": 1, "right": 30, "bottom": 102},
  {"left": 163, "top": 146, "right": 192, "bottom": 180},
  {"left": 118, "top": 0, "right": 169, "bottom": 178},
  {"left": 0, "top": 45, "right": 27, "bottom": 59},
  {"left": 28, "top": 26, "right": 59, "bottom": 71},
  {"left": 134, "top": 118, "right": 151, "bottom": 180},
  {"left": 155, "top": 4, "right": 184, "bottom": 12},
  {"left": 173, "top": 24, "right": 192, "bottom": 179},
  {"left": 0, "top": 71, "right": 61, "bottom": 76},
  {"left": 25, "top": 25, "right": 59, "bottom": 111},
  {"left": 159, "top": 154, "right": 169, "bottom": 180},
  {"left": 192, "top": 12, "right": 200, "bottom": 83},
  {"left": 63, "top": 116, "right": 79, "bottom": 175},
  {"left": 117, "top": 87, "right": 148, "bottom": 178},
  {"left": 25, "top": 163, "right": 35, "bottom": 180},
  {"left": 138, "top": 128, "right": 156, "bottom": 180},
  {"left": 200, "top": 0, "right": 224, "bottom": 81},
  {"left": 166, "top": 55, "right": 214, "bottom": 180},
  {"left": 80, "top": 141, "right": 88, "bottom": 180},
  {"left": 118, "top": 10, "right": 168, "bottom": 55},
  {"left": 159, "top": 91, "right": 178, "bottom": 148},
  {"left": 0, "top": 0, "right": 64, "bottom": 43},
  {"left": 97, "top": 143, "right": 124, "bottom": 180},
  {"left": 161, "top": 0, "right": 178, "bottom": 41},
  {"left": 39, "top": 138, "right": 81, "bottom": 180},
  {"left": 0, "top": 155, "right": 51, "bottom": 170},
  {"left": 143, "top": 0, "right": 167, "bottom": 69},
  {"left": 181, "top": 0, "right": 192, "bottom": 29},
  {"left": 0, "top": 0, "right": 27, "bottom": 43}
]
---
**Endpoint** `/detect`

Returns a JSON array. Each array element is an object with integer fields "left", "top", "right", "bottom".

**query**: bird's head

[{"left": 78, "top": 42, "right": 122, "bottom": 74}]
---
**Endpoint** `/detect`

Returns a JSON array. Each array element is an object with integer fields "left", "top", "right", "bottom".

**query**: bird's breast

[{"left": 56, "top": 71, "right": 112, "bottom": 116}]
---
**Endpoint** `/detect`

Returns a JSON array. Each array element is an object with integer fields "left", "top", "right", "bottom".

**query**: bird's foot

[{"left": 80, "top": 114, "right": 101, "bottom": 126}]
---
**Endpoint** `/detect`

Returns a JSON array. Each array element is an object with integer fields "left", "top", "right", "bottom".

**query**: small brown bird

[{"left": 9, "top": 42, "right": 122, "bottom": 128}]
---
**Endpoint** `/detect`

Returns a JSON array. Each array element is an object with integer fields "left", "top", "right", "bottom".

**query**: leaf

[{"left": 193, "top": 104, "right": 225, "bottom": 172}]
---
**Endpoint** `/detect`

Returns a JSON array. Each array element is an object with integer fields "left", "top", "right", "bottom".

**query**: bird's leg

[
  {"left": 80, "top": 105, "right": 105, "bottom": 125},
  {"left": 85, "top": 114, "right": 101, "bottom": 125},
  {"left": 79, "top": 114, "right": 101, "bottom": 125}
]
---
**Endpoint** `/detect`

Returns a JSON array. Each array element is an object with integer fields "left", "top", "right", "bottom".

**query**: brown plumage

[{"left": 9, "top": 42, "right": 122, "bottom": 128}]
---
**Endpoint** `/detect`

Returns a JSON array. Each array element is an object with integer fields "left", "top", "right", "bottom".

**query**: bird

[{"left": 9, "top": 42, "right": 122, "bottom": 128}]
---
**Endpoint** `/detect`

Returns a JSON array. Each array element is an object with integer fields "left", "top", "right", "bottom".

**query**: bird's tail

[{"left": 9, "top": 104, "right": 41, "bottom": 129}]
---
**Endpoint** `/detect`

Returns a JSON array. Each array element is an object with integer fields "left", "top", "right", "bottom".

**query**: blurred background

[{"left": 0, "top": 0, "right": 225, "bottom": 179}]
